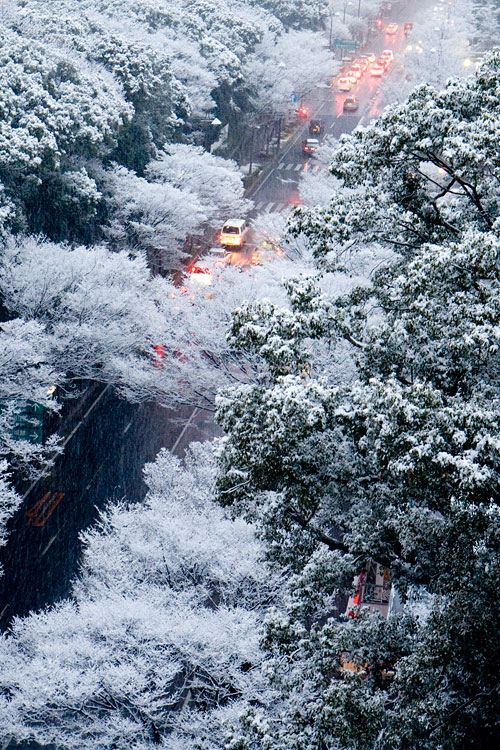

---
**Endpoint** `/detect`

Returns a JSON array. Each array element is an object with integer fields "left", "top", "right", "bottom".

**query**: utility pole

[{"left": 248, "top": 128, "right": 254, "bottom": 176}]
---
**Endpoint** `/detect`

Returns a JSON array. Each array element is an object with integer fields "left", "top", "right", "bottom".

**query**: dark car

[
  {"left": 309, "top": 119, "right": 324, "bottom": 135},
  {"left": 343, "top": 96, "right": 359, "bottom": 112},
  {"left": 303, "top": 138, "right": 319, "bottom": 155}
]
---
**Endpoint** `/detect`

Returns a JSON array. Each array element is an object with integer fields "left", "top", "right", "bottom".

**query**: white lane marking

[
  {"left": 255, "top": 200, "right": 265, "bottom": 209},
  {"left": 85, "top": 463, "right": 104, "bottom": 490},
  {"left": 41, "top": 533, "right": 59, "bottom": 557},
  {"left": 60, "top": 384, "right": 111, "bottom": 450},
  {"left": 171, "top": 407, "right": 199, "bottom": 455},
  {"left": 295, "top": 164, "right": 303, "bottom": 171},
  {"left": 122, "top": 420, "right": 133, "bottom": 435}
]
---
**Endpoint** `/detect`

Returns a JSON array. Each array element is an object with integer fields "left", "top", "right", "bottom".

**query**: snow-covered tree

[
  {"left": 0, "top": 462, "right": 22, "bottom": 577},
  {"left": 0, "top": 443, "right": 281, "bottom": 749},
  {"left": 215, "top": 54, "right": 500, "bottom": 749},
  {"left": 0, "top": 236, "right": 170, "bottom": 386},
  {"left": 0, "top": 234, "right": 186, "bottom": 478},
  {"left": 102, "top": 146, "right": 250, "bottom": 268},
  {"left": 146, "top": 145, "right": 251, "bottom": 230},
  {"left": 245, "top": 30, "right": 334, "bottom": 116},
  {"left": 0, "top": 21, "right": 132, "bottom": 241},
  {"left": 0, "top": 0, "right": 321, "bottom": 243}
]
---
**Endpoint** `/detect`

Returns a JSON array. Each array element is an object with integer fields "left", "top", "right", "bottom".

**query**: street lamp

[
  {"left": 328, "top": 3, "right": 339, "bottom": 51},
  {"left": 343, "top": 0, "right": 353, "bottom": 24}
]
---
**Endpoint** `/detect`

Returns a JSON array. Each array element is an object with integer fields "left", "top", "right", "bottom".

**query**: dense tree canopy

[
  {"left": 0, "top": 0, "right": 328, "bottom": 244},
  {"left": 0, "top": 0, "right": 334, "bottom": 480},
  {"left": 4, "top": 6, "right": 500, "bottom": 750},
  {"left": 216, "top": 51, "right": 500, "bottom": 750},
  {"left": 0, "top": 444, "right": 281, "bottom": 749}
]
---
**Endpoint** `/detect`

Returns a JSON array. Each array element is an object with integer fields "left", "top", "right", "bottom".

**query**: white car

[
  {"left": 370, "top": 64, "right": 385, "bottom": 76},
  {"left": 219, "top": 218, "right": 251, "bottom": 248},
  {"left": 381, "top": 49, "right": 394, "bottom": 60},
  {"left": 337, "top": 77, "right": 351, "bottom": 91}
]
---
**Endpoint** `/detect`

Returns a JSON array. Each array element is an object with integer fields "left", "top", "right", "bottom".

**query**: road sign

[
  {"left": 334, "top": 39, "right": 360, "bottom": 50},
  {"left": 9, "top": 401, "right": 44, "bottom": 443},
  {"left": 289, "top": 93, "right": 297, "bottom": 103}
]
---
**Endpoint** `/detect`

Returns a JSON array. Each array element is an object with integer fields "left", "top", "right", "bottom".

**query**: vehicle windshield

[{"left": 222, "top": 226, "right": 240, "bottom": 234}]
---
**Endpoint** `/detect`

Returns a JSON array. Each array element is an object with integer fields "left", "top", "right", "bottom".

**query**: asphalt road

[{"left": 0, "top": 21, "right": 414, "bottom": 630}]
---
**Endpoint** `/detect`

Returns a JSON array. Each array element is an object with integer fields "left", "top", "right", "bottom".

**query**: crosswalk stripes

[
  {"left": 253, "top": 201, "right": 294, "bottom": 213},
  {"left": 276, "top": 162, "right": 321, "bottom": 171}
]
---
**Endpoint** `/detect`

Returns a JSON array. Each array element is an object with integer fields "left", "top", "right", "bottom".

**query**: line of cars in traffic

[{"left": 336, "top": 48, "right": 394, "bottom": 111}]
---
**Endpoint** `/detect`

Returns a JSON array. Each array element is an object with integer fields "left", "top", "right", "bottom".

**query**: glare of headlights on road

[{"left": 463, "top": 57, "right": 472, "bottom": 68}]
